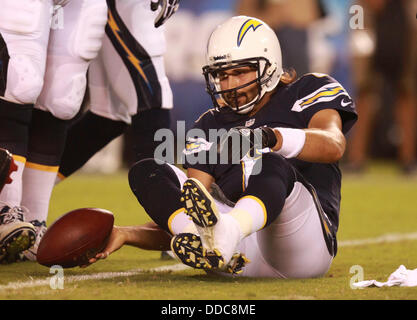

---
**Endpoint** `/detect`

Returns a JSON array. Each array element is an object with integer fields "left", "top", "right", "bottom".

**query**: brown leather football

[{"left": 37, "top": 208, "right": 114, "bottom": 268}]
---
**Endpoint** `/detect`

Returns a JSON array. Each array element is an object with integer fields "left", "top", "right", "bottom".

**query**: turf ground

[{"left": 1, "top": 162, "right": 417, "bottom": 300}]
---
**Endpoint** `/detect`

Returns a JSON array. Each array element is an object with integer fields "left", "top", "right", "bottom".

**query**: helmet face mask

[
  {"left": 202, "top": 16, "right": 283, "bottom": 114},
  {"left": 203, "top": 57, "right": 271, "bottom": 114}
]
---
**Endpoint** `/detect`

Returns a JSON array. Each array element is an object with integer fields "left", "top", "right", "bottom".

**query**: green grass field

[{"left": 1, "top": 162, "right": 417, "bottom": 300}]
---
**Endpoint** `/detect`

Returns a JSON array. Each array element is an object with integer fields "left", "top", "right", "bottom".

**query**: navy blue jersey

[{"left": 183, "top": 73, "right": 357, "bottom": 233}]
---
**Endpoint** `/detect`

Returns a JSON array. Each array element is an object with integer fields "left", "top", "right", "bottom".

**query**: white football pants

[
  {"left": 168, "top": 164, "right": 333, "bottom": 279},
  {"left": 0, "top": 0, "right": 108, "bottom": 120},
  {"left": 88, "top": 0, "right": 173, "bottom": 125}
]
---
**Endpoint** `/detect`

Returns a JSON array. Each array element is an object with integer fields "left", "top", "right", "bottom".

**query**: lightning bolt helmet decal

[{"left": 237, "top": 19, "right": 263, "bottom": 47}]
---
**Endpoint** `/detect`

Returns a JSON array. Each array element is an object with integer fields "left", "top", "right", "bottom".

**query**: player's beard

[{"left": 224, "top": 91, "right": 248, "bottom": 109}]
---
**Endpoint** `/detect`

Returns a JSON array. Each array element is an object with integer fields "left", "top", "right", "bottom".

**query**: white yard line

[
  {"left": 1, "top": 231, "right": 417, "bottom": 291},
  {"left": 338, "top": 232, "right": 417, "bottom": 247},
  {"left": 0, "top": 263, "right": 189, "bottom": 291}
]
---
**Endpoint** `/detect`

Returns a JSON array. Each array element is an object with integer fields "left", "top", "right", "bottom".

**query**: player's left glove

[
  {"left": 151, "top": 0, "right": 180, "bottom": 28},
  {"left": 217, "top": 126, "right": 277, "bottom": 163}
]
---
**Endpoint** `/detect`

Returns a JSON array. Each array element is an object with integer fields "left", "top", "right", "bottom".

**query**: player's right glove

[
  {"left": 217, "top": 126, "right": 277, "bottom": 164},
  {"left": 151, "top": 0, "right": 180, "bottom": 28}
]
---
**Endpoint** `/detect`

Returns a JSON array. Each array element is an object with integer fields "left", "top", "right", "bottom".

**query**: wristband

[{"left": 274, "top": 128, "right": 306, "bottom": 158}]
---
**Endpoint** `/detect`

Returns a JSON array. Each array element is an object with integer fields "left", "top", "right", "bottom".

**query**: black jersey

[{"left": 183, "top": 73, "right": 357, "bottom": 233}]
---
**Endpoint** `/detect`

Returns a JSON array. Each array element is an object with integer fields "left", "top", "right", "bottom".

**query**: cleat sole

[
  {"left": 178, "top": 179, "right": 250, "bottom": 274},
  {"left": 180, "top": 178, "right": 218, "bottom": 228},
  {"left": 171, "top": 233, "right": 250, "bottom": 274},
  {"left": 0, "top": 226, "right": 36, "bottom": 264},
  {"left": 171, "top": 233, "right": 212, "bottom": 270}
]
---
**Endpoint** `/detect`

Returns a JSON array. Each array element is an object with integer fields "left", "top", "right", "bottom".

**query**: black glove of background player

[
  {"left": 151, "top": 0, "right": 180, "bottom": 28},
  {"left": 217, "top": 126, "right": 277, "bottom": 164}
]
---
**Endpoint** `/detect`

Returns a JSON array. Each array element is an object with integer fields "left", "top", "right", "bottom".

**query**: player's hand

[
  {"left": 217, "top": 126, "right": 277, "bottom": 163},
  {"left": 80, "top": 226, "right": 126, "bottom": 268},
  {"left": 151, "top": 0, "right": 180, "bottom": 28}
]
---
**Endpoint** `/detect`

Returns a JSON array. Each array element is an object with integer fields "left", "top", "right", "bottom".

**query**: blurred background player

[
  {"left": 20, "top": 0, "right": 179, "bottom": 261},
  {"left": 346, "top": 0, "right": 417, "bottom": 174},
  {"left": 0, "top": 0, "right": 108, "bottom": 263},
  {"left": 56, "top": 0, "right": 177, "bottom": 180}
]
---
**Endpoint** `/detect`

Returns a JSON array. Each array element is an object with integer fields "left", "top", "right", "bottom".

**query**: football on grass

[{"left": 37, "top": 208, "right": 114, "bottom": 268}]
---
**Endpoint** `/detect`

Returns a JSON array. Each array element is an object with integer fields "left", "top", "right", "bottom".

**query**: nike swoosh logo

[{"left": 341, "top": 98, "right": 350, "bottom": 107}]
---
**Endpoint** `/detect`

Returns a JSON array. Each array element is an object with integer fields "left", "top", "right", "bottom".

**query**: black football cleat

[
  {"left": 180, "top": 178, "right": 247, "bottom": 271},
  {"left": 170, "top": 232, "right": 250, "bottom": 274},
  {"left": 180, "top": 179, "right": 219, "bottom": 228},
  {"left": 0, "top": 205, "right": 36, "bottom": 264}
]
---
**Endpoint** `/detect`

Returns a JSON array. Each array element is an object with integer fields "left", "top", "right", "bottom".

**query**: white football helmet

[{"left": 203, "top": 16, "right": 283, "bottom": 114}]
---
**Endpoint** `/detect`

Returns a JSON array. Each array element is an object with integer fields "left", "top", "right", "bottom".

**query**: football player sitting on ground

[{"left": 84, "top": 16, "right": 357, "bottom": 278}]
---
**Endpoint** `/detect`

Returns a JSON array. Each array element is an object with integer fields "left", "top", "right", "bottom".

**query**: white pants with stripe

[
  {"left": 88, "top": 0, "right": 173, "bottom": 125},
  {"left": 169, "top": 164, "right": 333, "bottom": 279}
]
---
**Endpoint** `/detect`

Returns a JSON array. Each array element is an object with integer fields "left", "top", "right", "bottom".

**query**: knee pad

[
  {"left": 72, "top": 0, "right": 108, "bottom": 61},
  {"left": 5, "top": 54, "right": 44, "bottom": 104},
  {"left": 0, "top": 0, "right": 48, "bottom": 34},
  {"left": 253, "top": 152, "right": 296, "bottom": 195},
  {"left": 0, "top": 0, "right": 51, "bottom": 104},
  {"left": 35, "top": 61, "right": 88, "bottom": 120},
  {"left": 128, "top": 159, "right": 181, "bottom": 195}
]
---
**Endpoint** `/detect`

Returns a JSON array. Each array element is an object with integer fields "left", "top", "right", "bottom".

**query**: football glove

[
  {"left": 217, "top": 126, "right": 277, "bottom": 163},
  {"left": 151, "top": 0, "right": 180, "bottom": 28}
]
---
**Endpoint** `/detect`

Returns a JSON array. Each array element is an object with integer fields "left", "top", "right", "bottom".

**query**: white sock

[
  {"left": 54, "top": 172, "right": 65, "bottom": 186},
  {"left": 228, "top": 195, "right": 267, "bottom": 240},
  {"left": 168, "top": 208, "right": 197, "bottom": 235},
  {"left": 20, "top": 162, "right": 59, "bottom": 224},
  {"left": 0, "top": 155, "right": 26, "bottom": 207}
]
